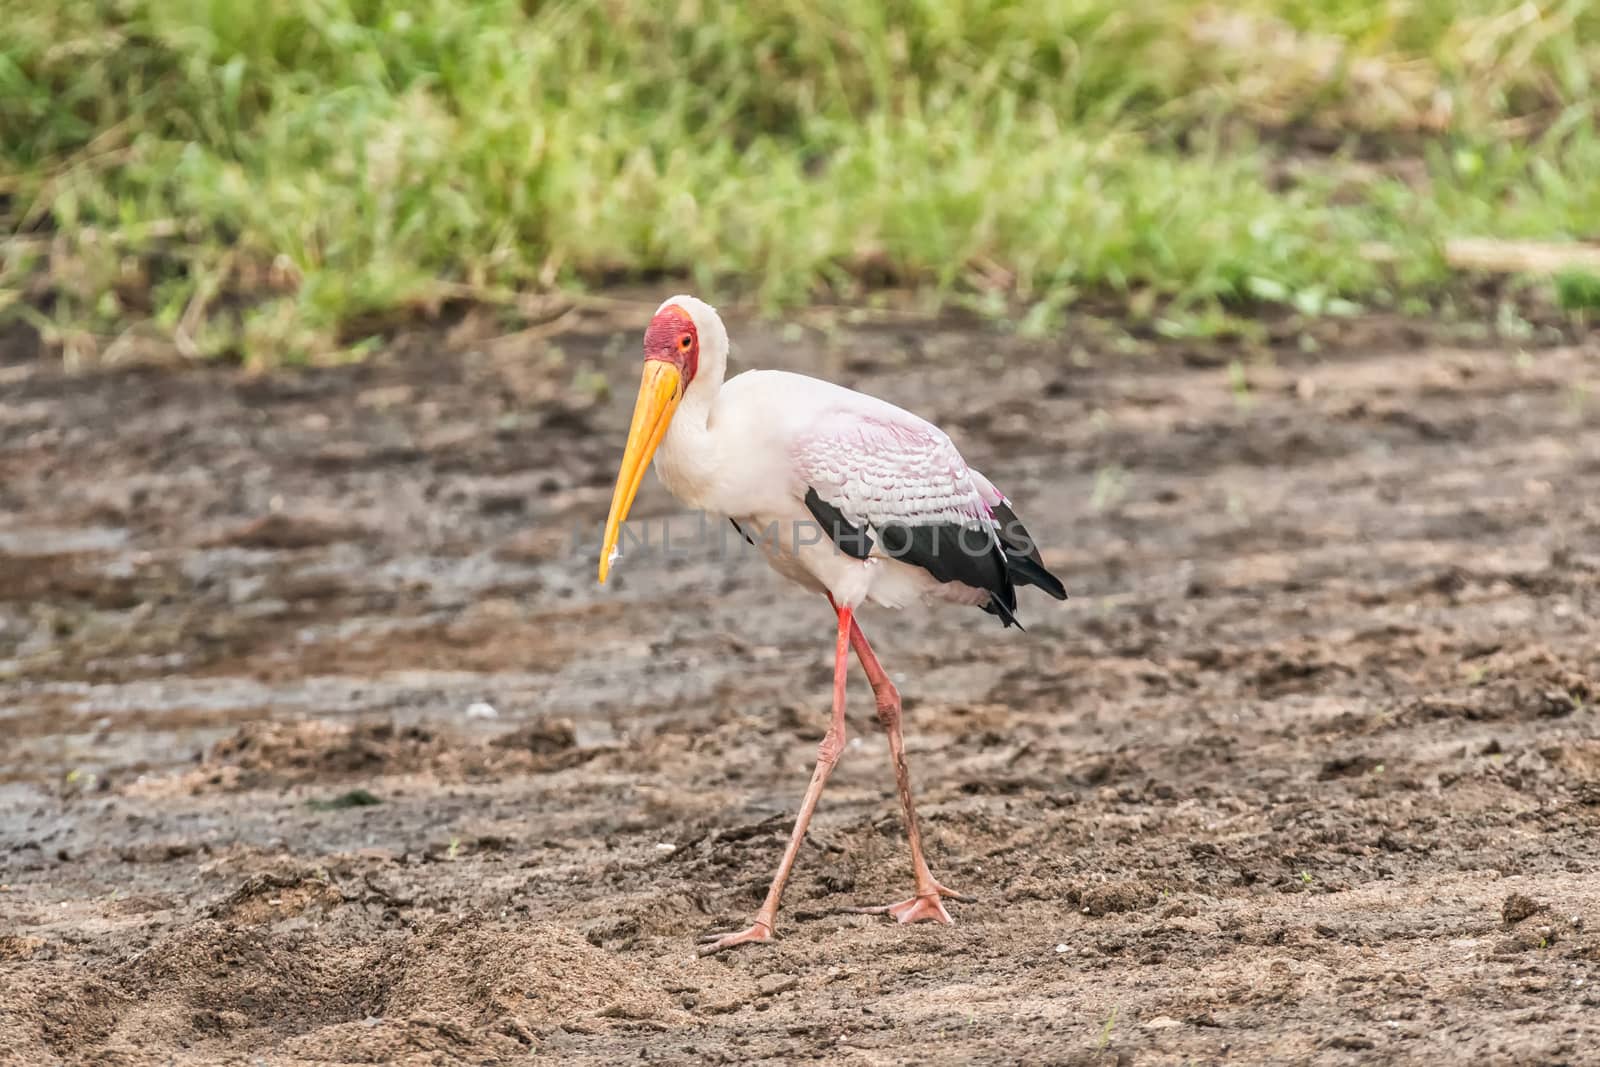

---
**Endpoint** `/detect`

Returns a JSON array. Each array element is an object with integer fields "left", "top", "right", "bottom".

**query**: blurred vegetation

[{"left": 2, "top": 0, "right": 1598, "bottom": 364}]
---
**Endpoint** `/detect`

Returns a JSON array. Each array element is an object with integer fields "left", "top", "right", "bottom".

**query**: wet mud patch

[
  {"left": 125, "top": 716, "right": 606, "bottom": 795},
  {"left": 207, "top": 869, "right": 350, "bottom": 925}
]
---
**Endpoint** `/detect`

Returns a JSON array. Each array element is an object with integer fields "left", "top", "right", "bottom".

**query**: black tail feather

[
  {"left": 981, "top": 592, "right": 1025, "bottom": 629},
  {"left": 992, "top": 502, "right": 1068, "bottom": 604},
  {"left": 1006, "top": 553, "right": 1068, "bottom": 600}
]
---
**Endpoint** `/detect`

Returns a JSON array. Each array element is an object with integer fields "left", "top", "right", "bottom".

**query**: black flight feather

[
  {"left": 807, "top": 487, "right": 1023, "bottom": 628},
  {"left": 804, "top": 488, "right": 1064, "bottom": 630},
  {"left": 803, "top": 488, "right": 874, "bottom": 559},
  {"left": 875, "top": 522, "right": 1014, "bottom": 610}
]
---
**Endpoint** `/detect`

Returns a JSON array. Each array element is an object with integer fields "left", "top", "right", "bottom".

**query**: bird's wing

[
  {"left": 792, "top": 412, "right": 997, "bottom": 533},
  {"left": 791, "top": 410, "right": 1020, "bottom": 623}
]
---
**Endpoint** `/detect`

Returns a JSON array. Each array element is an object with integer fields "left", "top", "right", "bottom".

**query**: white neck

[{"left": 652, "top": 296, "right": 729, "bottom": 511}]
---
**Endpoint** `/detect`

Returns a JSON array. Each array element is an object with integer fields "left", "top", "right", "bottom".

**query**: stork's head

[
  {"left": 598, "top": 295, "right": 725, "bottom": 583},
  {"left": 643, "top": 300, "right": 701, "bottom": 381}
]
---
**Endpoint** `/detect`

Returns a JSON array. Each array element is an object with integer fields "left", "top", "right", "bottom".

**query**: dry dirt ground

[{"left": 1, "top": 307, "right": 1598, "bottom": 1066}]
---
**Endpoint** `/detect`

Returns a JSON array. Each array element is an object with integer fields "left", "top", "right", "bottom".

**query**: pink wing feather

[{"left": 791, "top": 410, "right": 999, "bottom": 536}]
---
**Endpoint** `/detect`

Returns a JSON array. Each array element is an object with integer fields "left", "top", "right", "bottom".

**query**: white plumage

[{"left": 646, "top": 296, "right": 1013, "bottom": 614}]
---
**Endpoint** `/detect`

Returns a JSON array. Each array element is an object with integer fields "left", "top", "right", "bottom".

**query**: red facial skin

[{"left": 643, "top": 305, "right": 699, "bottom": 384}]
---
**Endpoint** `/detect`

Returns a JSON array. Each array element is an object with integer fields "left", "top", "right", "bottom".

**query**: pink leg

[
  {"left": 846, "top": 617, "right": 973, "bottom": 924},
  {"left": 698, "top": 602, "right": 854, "bottom": 955}
]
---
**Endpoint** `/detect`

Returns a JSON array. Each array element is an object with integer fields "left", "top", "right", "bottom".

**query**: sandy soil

[{"left": 1, "top": 307, "right": 1597, "bottom": 1065}]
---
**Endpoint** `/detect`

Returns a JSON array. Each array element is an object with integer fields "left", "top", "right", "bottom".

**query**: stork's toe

[
  {"left": 848, "top": 884, "right": 973, "bottom": 924},
  {"left": 696, "top": 920, "right": 775, "bottom": 956},
  {"left": 885, "top": 893, "right": 955, "bottom": 924}
]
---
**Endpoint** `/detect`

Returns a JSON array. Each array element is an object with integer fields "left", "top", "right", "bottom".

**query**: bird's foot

[
  {"left": 696, "top": 918, "right": 775, "bottom": 956},
  {"left": 849, "top": 882, "right": 975, "bottom": 925}
]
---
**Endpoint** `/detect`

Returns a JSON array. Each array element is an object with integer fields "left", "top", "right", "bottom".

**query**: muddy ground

[{"left": 1, "top": 305, "right": 1598, "bottom": 1066}]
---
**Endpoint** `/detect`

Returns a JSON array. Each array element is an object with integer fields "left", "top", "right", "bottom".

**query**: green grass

[{"left": 2, "top": 0, "right": 1598, "bottom": 363}]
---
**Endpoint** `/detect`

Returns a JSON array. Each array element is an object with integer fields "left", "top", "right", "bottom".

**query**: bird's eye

[{"left": 679, "top": 334, "right": 692, "bottom": 349}]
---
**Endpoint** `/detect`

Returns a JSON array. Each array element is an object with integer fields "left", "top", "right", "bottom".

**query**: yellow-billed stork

[{"left": 599, "top": 295, "right": 1067, "bottom": 955}]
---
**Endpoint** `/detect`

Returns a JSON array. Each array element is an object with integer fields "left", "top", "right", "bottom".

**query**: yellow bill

[{"left": 598, "top": 360, "right": 684, "bottom": 583}]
